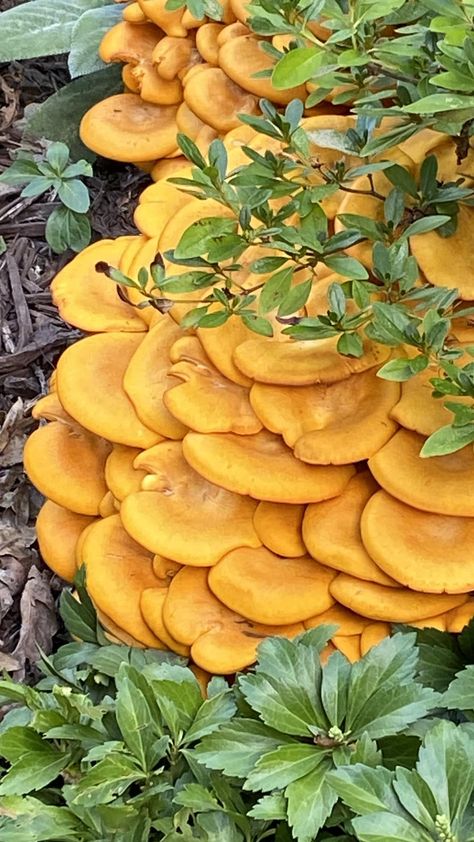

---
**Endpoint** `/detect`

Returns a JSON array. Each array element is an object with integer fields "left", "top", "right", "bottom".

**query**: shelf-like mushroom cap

[
  {"left": 24, "top": 421, "right": 110, "bottom": 515},
  {"left": 123, "top": 318, "right": 188, "bottom": 439},
  {"left": 209, "top": 546, "right": 336, "bottom": 624},
  {"left": 80, "top": 94, "right": 179, "bottom": 162},
  {"left": 99, "top": 490, "right": 118, "bottom": 518},
  {"left": 183, "top": 429, "right": 355, "bottom": 503},
  {"left": 152, "top": 555, "right": 182, "bottom": 581},
  {"left": 219, "top": 35, "right": 307, "bottom": 104},
  {"left": 360, "top": 622, "right": 391, "bottom": 656},
  {"left": 303, "top": 472, "right": 397, "bottom": 587},
  {"left": 105, "top": 445, "right": 148, "bottom": 501},
  {"left": 176, "top": 101, "right": 206, "bottom": 138},
  {"left": 32, "top": 391, "right": 76, "bottom": 425},
  {"left": 304, "top": 603, "right": 371, "bottom": 636},
  {"left": 152, "top": 35, "right": 197, "bottom": 80},
  {"left": 251, "top": 368, "right": 399, "bottom": 465},
  {"left": 330, "top": 574, "right": 468, "bottom": 622},
  {"left": 229, "top": 0, "right": 250, "bottom": 22},
  {"left": 123, "top": 1, "right": 148, "bottom": 23},
  {"left": 51, "top": 238, "right": 146, "bottom": 333},
  {"left": 96, "top": 607, "right": 147, "bottom": 648},
  {"left": 82, "top": 514, "right": 165, "bottom": 648},
  {"left": 253, "top": 501, "right": 306, "bottom": 557},
  {"left": 140, "top": 588, "right": 191, "bottom": 655},
  {"left": 217, "top": 21, "right": 249, "bottom": 45},
  {"left": 196, "top": 22, "right": 224, "bottom": 64},
  {"left": 332, "top": 635, "right": 361, "bottom": 662},
  {"left": 57, "top": 333, "right": 161, "bottom": 448},
  {"left": 120, "top": 233, "right": 147, "bottom": 275},
  {"left": 183, "top": 67, "right": 259, "bottom": 133},
  {"left": 361, "top": 489, "right": 474, "bottom": 594},
  {"left": 36, "top": 500, "right": 95, "bottom": 582},
  {"left": 446, "top": 601, "right": 474, "bottom": 633},
  {"left": 410, "top": 205, "right": 474, "bottom": 300},
  {"left": 406, "top": 614, "right": 448, "bottom": 631},
  {"left": 233, "top": 335, "right": 390, "bottom": 386},
  {"left": 164, "top": 335, "right": 262, "bottom": 434},
  {"left": 99, "top": 21, "right": 162, "bottom": 64},
  {"left": 121, "top": 440, "right": 260, "bottom": 565},
  {"left": 137, "top": 0, "right": 187, "bottom": 35},
  {"left": 162, "top": 566, "right": 304, "bottom": 673},
  {"left": 151, "top": 156, "right": 192, "bottom": 182},
  {"left": 368, "top": 428, "right": 474, "bottom": 516}
]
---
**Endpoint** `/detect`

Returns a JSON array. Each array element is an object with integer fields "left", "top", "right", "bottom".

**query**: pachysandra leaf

[
  {"left": 193, "top": 719, "right": 295, "bottom": 778},
  {"left": 285, "top": 757, "right": 337, "bottom": 841}
]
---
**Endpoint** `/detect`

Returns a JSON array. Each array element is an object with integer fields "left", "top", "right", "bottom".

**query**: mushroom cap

[
  {"left": 132, "top": 64, "right": 183, "bottom": 105},
  {"left": 32, "top": 391, "right": 76, "bottom": 425},
  {"left": 360, "top": 622, "right": 391, "bottom": 656},
  {"left": 176, "top": 101, "right": 206, "bottom": 139},
  {"left": 80, "top": 94, "right": 178, "bottom": 162},
  {"left": 162, "top": 566, "right": 304, "bottom": 673},
  {"left": 304, "top": 603, "right": 371, "bottom": 636},
  {"left": 51, "top": 238, "right": 146, "bottom": 333},
  {"left": 197, "top": 315, "right": 253, "bottom": 387},
  {"left": 151, "top": 156, "right": 192, "bottom": 181},
  {"left": 406, "top": 614, "right": 448, "bottom": 631},
  {"left": 329, "top": 574, "right": 467, "bottom": 622},
  {"left": 124, "top": 235, "right": 162, "bottom": 326},
  {"left": 361, "top": 489, "right": 474, "bottom": 594},
  {"left": 390, "top": 360, "right": 473, "bottom": 437},
  {"left": 332, "top": 635, "right": 361, "bottom": 662},
  {"left": 99, "top": 20, "right": 162, "bottom": 64},
  {"left": 164, "top": 335, "right": 262, "bottom": 434},
  {"left": 137, "top": 0, "right": 187, "bottom": 35},
  {"left": 183, "top": 67, "right": 259, "bottom": 133},
  {"left": 152, "top": 35, "right": 196, "bottom": 80},
  {"left": 446, "top": 601, "right": 474, "bottom": 633},
  {"left": 123, "top": 318, "right": 188, "bottom": 439},
  {"left": 105, "top": 445, "right": 148, "bottom": 501},
  {"left": 183, "top": 429, "right": 355, "bottom": 504},
  {"left": 24, "top": 421, "right": 109, "bottom": 515},
  {"left": 123, "top": 1, "right": 148, "bottom": 23},
  {"left": 36, "top": 500, "right": 95, "bottom": 582},
  {"left": 57, "top": 333, "right": 161, "bottom": 448},
  {"left": 368, "top": 429, "right": 474, "bottom": 517},
  {"left": 120, "top": 234, "right": 148, "bottom": 275},
  {"left": 251, "top": 368, "right": 400, "bottom": 465},
  {"left": 196, "top": 22, "right": 224, "bottom": 64},
  {"left": 75, "top": 520, "right": 99, "bottom": 568},
  {"left": 229, "top": 0, "right": 250, "bottom": 22},
  {"left": 82, "top": 514, "right": 165, "bottom": 647},
  {"left": 152, "top": 555, "right": 182, "bottom": 581},
  {"left": 253, "top": 501, "right": 306, "bottom": 557},
  {"left": 96, "top": 607, "right": 147, "bottom": 648},
  {"left": 134, "top": 181, "right": 192, "bottom": 237},
  {"left": 217, "top": 21, "right": 249, "bottom": 45},
  {"left": 99, "top": 490, "right": 118, "bottom": 518},
  {"left": 303, "top": 472, "right": 397, "bottom": 587},
  {"left": 233, "top": 335, "right": 390, "bottom": 386},
  {"left": 140, "top": 588, "right": 191, "bottom": 655},
  {"left": 209, "top": 546, "right": 336, "bottom": 624},
  {"left": 219, "top": 34, "right": 307, "bottom": 104},
  {"left": 410, "top": 205, "right": 474, "bottom": 300},
  {"left": 120, "top": 440, "right": 260, "bottom": 565}
]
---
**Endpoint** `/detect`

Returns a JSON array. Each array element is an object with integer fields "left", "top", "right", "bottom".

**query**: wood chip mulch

[{"left": 0, "top": 31, "right": 149, "bottom": 680}]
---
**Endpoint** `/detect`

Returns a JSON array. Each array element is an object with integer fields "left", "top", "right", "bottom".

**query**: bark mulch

[{"left": 0, "top": 20, "right": 149, "bottom": 680}]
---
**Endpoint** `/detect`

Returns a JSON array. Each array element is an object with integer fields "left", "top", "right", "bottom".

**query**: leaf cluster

[{"left": 0, "top": 142, "right": 92, "bottom": 253}]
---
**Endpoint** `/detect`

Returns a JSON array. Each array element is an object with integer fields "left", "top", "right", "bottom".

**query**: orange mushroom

[
  {"left": 82, "top": 514, "right": 166, "bottom": 648},
  {"left": 133, "top": 181, "right": 192, "bottom": 238},
  {"left": 182, "top": 429, "right": 355, "bottom": 503},
  {"left": 120, "top": 440, "right": 261, "bottom": 565},
  {"left": 80, "top": 94, "right": 179, "bottom": 162},
  {"left": 56, "top": 333, "right": 162, "bottom": 448},
  {"left": 99, "top": 21, "right": 162, "bottom": 65},
  {"left": 183, "top": 67, "right": 259, "bottom": 133},
  {"left": 361, "top": 490, "right": 474, "bottom": 594},
  {"left": 360, "top": 623, "right": 391, "bottom": 656},
  {"left": 253, "top": 501, "right": 306, "bottom": 557},
  {"left": 51, "top": 238, "right": 146, "bottom": 333},
  {"left": 304, "top": 603, "right": 371, "bottom": 636},
  {"left": 196, "top": 22, "right": 225, "bottom": 64},
  {"left": 152, "top": 35, "right": 199, "bottom": 79},
  {"left": 24, "top": 421, "right": 110, "bottom": 516},
  {"left": 368, "top": 428, "right": 474, "bottom": 517},
  {"left": 164, "top": 335, "right": 262, "bottom": 434},
  {"left": 209, "top": 546, "right": 336, "bottom": 624},
  {"left": 219, "top": 34, "right": 307, "bottom": 105},
  {"left": 140, "top": 588, "right": 190, "bottom": 655},
  {"left": 36, "top": 500, "right": 95, "bottom": 582},
  {"left": 32, "top": 391, "right": 76, "bottom": 426},
  {"left": 105, "top": 445, "right": 148, "bottom": 501},
  {"left": 303, "top": 472, "right": 397, "bottom": 587},
  {"left": 137, "top": 0, "right": 187, "bottom": 35},
  {"left": 250, "top": 368, "right": 400, "bottom": 465},
  {"left": 410, "top": 205, "right": 474, "bottom": 300},
  {"left": 123, "top": 318, "right": 188, "bottom": 439}
]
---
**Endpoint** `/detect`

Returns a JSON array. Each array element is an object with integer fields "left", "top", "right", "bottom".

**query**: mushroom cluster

[
  {"left": 25, "top": 119, "right": 474, "bottom": 673},
  {"left": 79, "top": 0, "right": 325, "bottom": 170}
]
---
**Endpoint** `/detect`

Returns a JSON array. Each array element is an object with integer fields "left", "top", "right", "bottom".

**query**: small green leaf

[
  {"left": 403, "top": 94, "right": 474, "bottom": 113},
  {"left": 337, "top": 332, "right": 364, "bottom": 357},
  {"left": 420, "top": 423, "right": 474, "bottom": 457},
  {"left": 45, "top": 207, "right": 91, "bottom": 253},
  {"left": 323, "top": 255, "right": 368, "bottom": 279},
  {"left": 403, "top": 215, "right": 451, "bottom": 237},
  {"left": 241, "top": 314, "right": 274, "bottom": 336},
  {"left": 174, "top": 218, "right": 237, "bottom": 260},
  {"left": 259, "top": 267, "right": 294, "bottom": 314},
  {"left": 46, "top": 142, "right": 70, "bottom": 174},
  {"left": 377, "top": 356, "right": 429, "bottom": 381},
  {"left": 57, "top": 178, "right": 90, "bottom": 213},
  {"left": 272, "top": 47, "right": 324, "bottom": 89}
]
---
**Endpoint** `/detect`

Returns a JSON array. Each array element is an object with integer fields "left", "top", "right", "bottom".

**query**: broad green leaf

[
  {"left": 259, "top": 267, "right": 294, "bottom": 314},
  {"left": 328, "top": 764, "right": 399, "bottom": 815},
  {"left": 377, "top": 356, "right": 429, "bottom": 381},
  {"left": 352, "top": 811, "right": 432, "bottom": 841},
  {"left": 443, "top": 665, "right": 474, "bottom": 712},
  {"left": 286, "top": 756, "right": 337, "bottom": 842},
  {"left": 57, "top": 178, "right": 90, "bottom": 213},
  {"left": 244, "top": 743, "right": 323, "bottom": 792},
  {"left": 173, "top": 218, "right": 237, "bottom": 259},
  {"left": 115, "top": 669, "right": 157, "bottom": 771},
  {"left": 241, "top": 313, "right": 274, "bottom": 336},
  {"left": 45, "top": 207, "right": 91, "bottom": 253},
  {"left": 173, "top": 783, "right": 220, "bottom": 812},
  {"left": 415, "top": 720, "right": 474, "bottom": 822},
  {"left": 68, "top": 754, "right": 146, "bottom": 806},
  {"left": 0, "top": 0, "right": 111, "bottom": 61},
  {"left": 420, "top": 423, "right": 474, "bottom": 457},
  {"left": 183, "top": 690, "right": 237, "bottom": 744},
  {"left": 248, "top": 792, "right": 287, "bottom": 821},
  {"left": 193, "top": 718, "right": 295, "bottom": 778},
  {"left": 272, "top": 47, "right": 324, "bottom": 89},
  {"left": 0, "top": 750, "right": 72, "bottom": 796},
  {"left": 323, "top": 255, "right": 368, "bottom": 279},
  {"left": 0, "top": 158, "right": 41, "bottom": 184},
  {"left": 320, "top": 651, "right": 351, "bottom": 727},
  {"left": 68, "top": 4, "right": 122, "bottom": 78},
  {"left": 46, "top": 142, "right": 70, "bottom": 173},
  {"left": 0, "top": 728, "right": 50, "bottom": 764},
  {"left": 277, "top": 278, "right": 312, "bottom": 317},
  {"left": 25, "top": 65, "right": 123, "bottom": 160},
  {"left": 393, "top": 768, "right": 437, "bottom": 829},
  {"left": 152, "top": 676, "right": 203, "bottom": 740}
]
